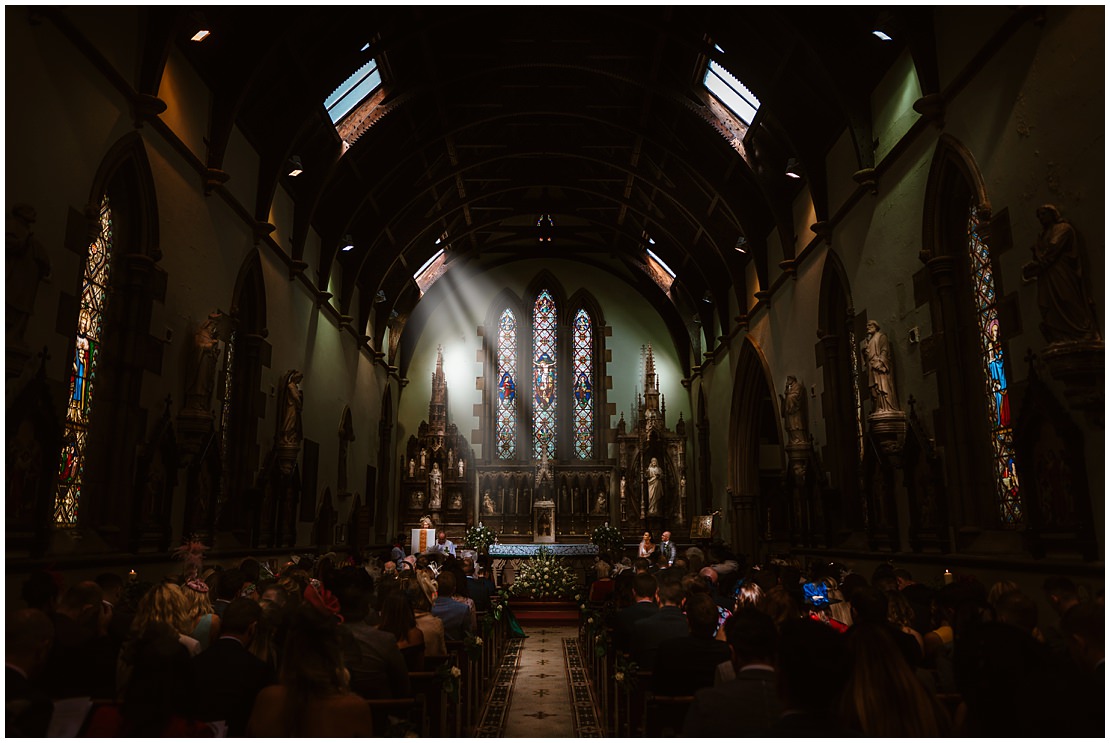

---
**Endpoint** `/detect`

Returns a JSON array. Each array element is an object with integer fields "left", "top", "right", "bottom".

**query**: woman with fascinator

[
  {"left": 173, "top": 539, "right": 221, "bottom": 651},
  {"left": 803, "top": 580, "right": 848, "bottom": 633}
]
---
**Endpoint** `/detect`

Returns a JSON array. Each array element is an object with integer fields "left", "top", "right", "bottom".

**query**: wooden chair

[
  {"left": 641, "top": 694, "right": 695, "bottom": 737},
  {"left": 365, "top": 697, "right": 424, "bottom": 737}
]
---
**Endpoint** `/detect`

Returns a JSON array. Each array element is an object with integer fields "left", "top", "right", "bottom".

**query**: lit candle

[
  {"left": 943, "top": 569, "right": 954, "bottom": 585},
  {"left": 128, "top": 569, "right": 137, "bottom": 581}
]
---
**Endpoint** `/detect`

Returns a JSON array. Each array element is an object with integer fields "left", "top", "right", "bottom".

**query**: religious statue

[
  {"left": 781, "top": 375, "right": 807, "bottom": 444},
  {"left": 279, "top": 370, "right": 304, "bottom": 446},
  {"left": 593, "top": 490, "right": 607, "bottom": 514},
  {"left": 411, "top": 491, "right": 426, "bottom": 510},
  {"left": 420, "top": 448, "right": 427, "bottom": 470},
  {"left": 458, "top": 458, "right": 465, "bottom": 478},
  {"left": 1021, "top": 204, "right": 1100, "bottom": 344},
  {"left": 646, "top": 457, "right": 663, "bottom": 516},
  {"left": 6, "top": 203, "right": 52, "bottom": 347},
  {"left": 428, "top": 462, "right": 443, "bottom": 509},
  {"left": 408, "top": 458, "right": 415, "bottom": 478},
  {"left": 449, "top": 491, "right": 463, "bottom": 510},
  {"left": 184, "top": 312, "right": 223, "bottom": 414},
  {"left": 860, "top": 321, "right": 899, "bottom": 413},
  {"left": 482, "top": 490, "right": 497, "bottom": 514},
  {"left": 538, "top": 508, "right": 552, "bottom": 536}
]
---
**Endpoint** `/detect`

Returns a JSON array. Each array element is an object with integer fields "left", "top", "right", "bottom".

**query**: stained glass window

[
  {"left": 496, "top": 308, "right": 518, "bottom": 459},
  {"left": 532, "top": 290, "right": 557, "bottom": 461},
  {"left": 219, "top": 329, "right": 237, "bottom": 503},
  {"left": 968, "top": 206, "right": 1021, "bottom": 525},
  {"left": 55, "top": 195, "right": 113, "bottom": 526},
  {"left": 572, "top": 309, "right": 594, "bottom": 459}
]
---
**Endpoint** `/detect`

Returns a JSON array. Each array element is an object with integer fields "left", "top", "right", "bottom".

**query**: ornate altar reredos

[
  {"left": 615, "top": 344, "right": 688, "bottom": 540},
  {"left": 399, "top": 346, "right": 475, "bottom": 536}
]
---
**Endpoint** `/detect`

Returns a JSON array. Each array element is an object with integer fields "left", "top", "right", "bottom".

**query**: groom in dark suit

[{"left": 192, "top": 598, "right": 274, "bottom": 736}]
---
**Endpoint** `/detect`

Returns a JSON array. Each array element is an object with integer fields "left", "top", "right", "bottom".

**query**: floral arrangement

[
  {"left": 590, "top": 522, "right": 623, "bottom": 555},
  {"left": 465, "top": 522, "right": 497, "bottom": 552},
  {"left": 509, "top": 547, "right": 577, "bottom": 599},
  {"left": 463, "top": 632, "right": 484, "bottom": 661},
  {"left": 613, "top": 654, "right": 640, "bottom": 691},
  {"left": 436, "top": 663, "right": 463, "bottom": 702},
  {"left": 579, "top": 598, "right": 608, "bottom": 657}
]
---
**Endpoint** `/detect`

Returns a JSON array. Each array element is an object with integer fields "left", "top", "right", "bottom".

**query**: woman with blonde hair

[
  {"left": 840, "top": 623, "right": 951, "bottom": 736},
  {"left": 247, "top": 603, "right": 373, "bottom": 737},
  {"left": 117, "top": 582, "right": 200, "bottom": 695},
  {"left": 181, "top": 578, "right": 221, "bottom": 651}
]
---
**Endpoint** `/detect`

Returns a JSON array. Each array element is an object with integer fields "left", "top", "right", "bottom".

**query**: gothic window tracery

[{"left": 54, "top": 195, "right": 113, "bottom": 526}]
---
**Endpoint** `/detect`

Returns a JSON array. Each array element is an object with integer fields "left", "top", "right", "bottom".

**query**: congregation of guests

[
  {"left": 586, "top": 541, "right": 1104, "bottom": 737},
  {"left": 7, "top": 547, "right": 498, "bottom": 737}
]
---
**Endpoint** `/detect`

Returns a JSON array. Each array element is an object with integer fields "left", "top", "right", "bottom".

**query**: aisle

[{"left": 476, "top": 625, "right": 602, "bottom": 737}]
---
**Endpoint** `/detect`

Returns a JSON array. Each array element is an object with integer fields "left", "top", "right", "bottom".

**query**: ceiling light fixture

[
  {"left": 287, "top": 156, "right": 303, "bottom": 177},
  {"left": 785, "top": 157, "right": 802, "bottom": 179},
  {"left": 190, "top": 29, "right": 211, "bottom": 42},
  {"left": 341, "top": 234, "right": 354, "bottom": 252},
  {"left": 537, "top": 214, "right": 554, "bottom": 243}
]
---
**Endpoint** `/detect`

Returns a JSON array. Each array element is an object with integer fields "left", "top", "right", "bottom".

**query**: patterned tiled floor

[{"left": 477, "top": 625, "right": 601, "bottom": 738}]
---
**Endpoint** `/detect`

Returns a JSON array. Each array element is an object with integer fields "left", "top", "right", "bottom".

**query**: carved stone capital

[
  {"left": 923, "top": 255, "right": 959, "bottom": 289},
  {"left": 1041, "top": 340, "right": 1104, "bottom": 427},
  {"left": 867, "top": 410, "right": 908, "bottom": 465}
]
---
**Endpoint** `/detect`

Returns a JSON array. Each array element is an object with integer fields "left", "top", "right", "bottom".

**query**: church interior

[{"left": 5, "top": 6, "right": 1104, "bottom": 737}]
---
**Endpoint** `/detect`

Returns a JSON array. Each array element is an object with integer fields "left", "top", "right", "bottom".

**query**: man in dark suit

[
  {"left": 767, "top": 619, "right": 852, "bottom": 736},
  {"left": 652, "top": 592, "right": 731, "bottom": 695},
  {"left": 609, "top": 572, "right": 658, "bottom": 652},
  {"left": 192, "top": 598, "right": 274, "bottom": 737},
  {"left": 463, "top": 558, "right": 496, "bottom": 613},
  {"left": 42, "top": 582, "right": 116, "bottom": 701},
  {"left": 338, "top": 585, "right": 411, "bottom": 699},
  {"left": 6, "top": 608, "right": 55, "bottom": 737},
  {"left": 682, "top": 608, "right": 781, "bottom": 736},
  {"left": 630, "top": 579, "right": 687, "bottom": 671}
]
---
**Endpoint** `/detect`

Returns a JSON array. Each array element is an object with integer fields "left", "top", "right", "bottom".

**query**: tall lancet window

[
  {"left": 495, "top": 308, "right": 518, "bottom": 459},
  {"left": 572, "top": 309, "right": 594, "bottom": 459},
  {"left": 969, "top": 206, "right": 1021, "bottom": 525},
  {"left": 532, "top": 289, "right": 557, "bottom": 460},
  {"left": 55, "top": 195, "right": 113, "bottom": 526}
]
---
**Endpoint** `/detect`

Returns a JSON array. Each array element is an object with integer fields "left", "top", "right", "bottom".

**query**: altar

[{"left": 487, "top": 542, "right": 599, "bottom": 588}]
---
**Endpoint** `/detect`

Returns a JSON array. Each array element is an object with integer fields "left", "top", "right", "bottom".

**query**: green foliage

[
  {"left": 464, "top": 523, "right": 497, "bottom": 552},
  {"left": 590, "top": 522, "right": 623, "bottom": 554},
  {"left": 509, "top": 547, "right": 577, "bottom": 599}
]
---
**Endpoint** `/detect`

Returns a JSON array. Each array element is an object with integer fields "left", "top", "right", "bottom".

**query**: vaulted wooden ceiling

[{"left": 157, "top": 6, "right": 919, "bottom": 364}]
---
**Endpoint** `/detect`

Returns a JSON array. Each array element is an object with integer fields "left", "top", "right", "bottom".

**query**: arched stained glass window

[
  {"left": 572, "top": 309, "right": 594, "bottom": 459},
  {"left": 55, "top": 195, "right": 113, "bottom": 526},
  {"left": 496, "top": 308, "right": 518, "bottom": 459},
  {"left": 969, "top": 206, "right": 1021, "bottom": 525},
  {"left": 532, "top": 290, "right": 557, "bottom": 460}
]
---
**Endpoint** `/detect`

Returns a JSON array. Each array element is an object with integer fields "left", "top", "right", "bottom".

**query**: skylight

[
  {"left": 645, "top": 248, "right": 676, "bottom": 293},
  {"left": 645, "top": 248, "right": 675, "bottom": 278},
  {"left": 703, "top": 59, "right": 760, "bottom": 125},
  {"left": 414, "top": 248, "right": 447, "bottom": 296},
  {"left": 325, "top": 58, "right": 381, "bottom": 124}
]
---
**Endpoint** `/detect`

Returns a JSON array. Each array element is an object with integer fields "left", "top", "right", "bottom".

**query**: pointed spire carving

[{"left": 429, "top": 344, "right": 447, "bottom": 441}]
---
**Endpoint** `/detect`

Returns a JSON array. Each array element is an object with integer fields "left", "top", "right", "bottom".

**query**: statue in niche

[
  {"left": 411, "top": 490, "right": 426, "bottom": 510},
  {"left": 593, "top": 490, "right": 607, "bottom": 514},
  {"left": 420, "top": 448, "right": 427, "bottom": 470},
  {"left": 646, "top": 457, "right": 663, "bottom": 516},
  {"left": 184, "top": 312, "right": 223, "bottom": 414},
  {"left": 449, "top": 491, "right": 463, "bottom": 511},
  {"left": 428, "top": 463, "right": 443, "bottom": 509},
  {"left": 458, "top": 458, "right": 465, "bottom": 478},
  {"left": 1021, "top": 204, "right": 1101, "bottom": 344},
  {"left": 337, "top": 411, "right": 354, "bottom": 494},
  {"left": 448, "top": 448, "right": 454, "bottom": 468},
  {"left": 781, "top": 375, "right": 808, "bottom": 444},
  {"left": 408, "top": 458, "right": 415, "bottom": 478},
  {"left": 538, "top": 509, "right": 552, "bottom": 536},
  {"left": 279, "top": 370, "right": 304, "bottom": 447},
  {"left": 6, "top": 203, "right": 51, "bottom": 347},
  {"left": 859, "top": 321, "right": 899, "bottom": 413},
  {"left": 572, "top": 487, "right": 580, "bottom": 514},
  {"left": 679, "top": 473, "right": 686, "bottom": 504},
  {"left": 483, "top": 490, "right": 497, "bottom": 514}
]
